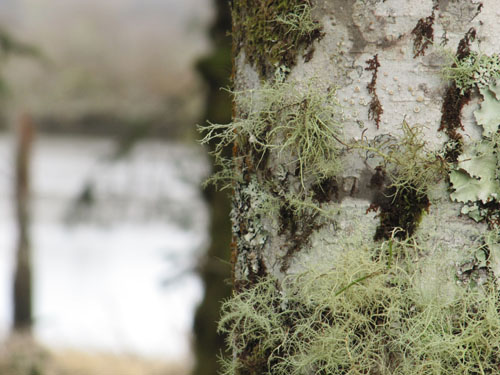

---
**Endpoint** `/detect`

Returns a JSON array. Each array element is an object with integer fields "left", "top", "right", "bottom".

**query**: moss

[
  {"left": 231, "top": 0, "right": 323, "bottom": 78},
  {"left": 311, "top": 177, "right": 339, "bottom": 203},
  {"left": 439, "top": 83, "right": 467, "bottom": 162},
  {"left": 365, "top": 54, "right": 383, "bottom": 129},
  {"left": 219, "top": 235, "right": 500, "bottom": 374},
  {"left": 373, "top": 184, "right": 430, "bottom": 241},
  {"left": 411, "top": 3, "right": 437, "bottom": 58}
]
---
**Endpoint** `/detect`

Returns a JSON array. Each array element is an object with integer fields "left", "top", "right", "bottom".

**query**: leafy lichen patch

[{"left": 441, "top": 45, "right": 500, "bottom": 226}]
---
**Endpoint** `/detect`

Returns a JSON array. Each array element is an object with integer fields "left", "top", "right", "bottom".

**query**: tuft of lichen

[
  {"left": 442, "top": 52, "right": 500, "bottom": 95},
  {"left": 231, "top": 0, "right": 323, "bottom": 78},
  {"left": 219, "top": 235, "right": 500, "bottom": 375},
  {"left": 355, "top": 122, "right": 447, "bottom": 239},
  {"left": 199, "top": 68, "right": 344, "bottom": 192}
]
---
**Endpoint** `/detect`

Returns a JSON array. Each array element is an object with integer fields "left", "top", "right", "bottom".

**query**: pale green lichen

[
  {"left": 474, "top": 84, "right": 500, "bottom": 137},
  {"left": 353, "top": 122, "right": 447, "bottom": 239},
  {"left": 357, "top": 121, "right": 446, "bottom": 199},
  {"left": 442, "top": 52, "right": 500, "bottom": 95},
  {"left": 450, "top": 79, "right": 500, "bottom": 223},
  {"left": 199, "top": 68, "right": 344, "bottom": 191},
  {"left": 275, "top": 3, "right": 319, "bottom": 44},
  {"left": 219, "top": 235, "right": 500, "bottom": 374},
  {"left": 441, "top": 50, "right": 500, "bottom": 224}
]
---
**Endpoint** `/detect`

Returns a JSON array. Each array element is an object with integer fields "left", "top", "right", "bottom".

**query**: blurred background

[{"left": 0, "top": 0, "right": 232, "bottom": 374}]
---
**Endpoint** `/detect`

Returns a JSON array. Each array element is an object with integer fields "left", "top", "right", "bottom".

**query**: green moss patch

[{"left": 231, "top": 0, "right": 323, "bottom": 78}]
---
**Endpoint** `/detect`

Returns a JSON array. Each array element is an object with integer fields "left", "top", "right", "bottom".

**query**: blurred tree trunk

[
  {"left": 221, "top": 0, "right": 500, "bottom": 373},
  {"left": 13, "top": 113, "right": 34, "bottom": 332},
  {"left": 193, "top": 0, "right": 233, "bottom": 374}
]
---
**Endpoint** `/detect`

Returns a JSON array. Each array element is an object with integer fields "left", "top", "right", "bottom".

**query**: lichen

[
  {"left": 450, "top": 126, "right": 500, "bottom": 226},
  {"left": 231, "top": 0, "right": 323, "bottom": 78},
  {"left": 355, "top": 122, "right": 447, "bottom": 240},
  {"left": 219, "top": 234, "right": 500, "bottom": 375},
  {"left": 442, "top": 52, "right": 500, "bottom": 95},
  {"left": 444, "top": 51, "right": 500, "bottom": 226},
  {"left": 199, "top": 68, "right": 344, "bottom": 192},
  {"left": 202, "top": 68, "right": 346, "bottom": 279}
]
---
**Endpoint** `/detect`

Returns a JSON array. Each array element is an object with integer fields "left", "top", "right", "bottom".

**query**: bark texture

[{"left": 217, "top": 0, "right": 500, "bottom": 373}]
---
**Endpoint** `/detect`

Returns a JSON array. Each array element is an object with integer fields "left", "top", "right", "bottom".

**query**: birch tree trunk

[{"left": 211, "top": 0, "right": 500, "bottom": 373}]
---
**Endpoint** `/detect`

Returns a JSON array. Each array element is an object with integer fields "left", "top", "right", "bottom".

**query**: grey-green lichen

[
  {"left": 199, "top": 68, "right": 344, "bottom": 193},
  {"left": 219, "top": 234, "right": 500, "bottom": 375},
  {"left": 354, "top": 122, "right": 447, "bottom": 240},
  {"left": 439, "top": 47, "right": 500, "bottom": 226},
  {"left": 449, "top": 77, "right": 500, "bottom": 225},
  {"left": 442, "top": 52, "right": 500, "bottom": 95}
]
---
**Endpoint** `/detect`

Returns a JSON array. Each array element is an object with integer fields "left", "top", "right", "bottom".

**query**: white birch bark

[{"left": 223, "top": 0, "right": 500, "bottom": 373}]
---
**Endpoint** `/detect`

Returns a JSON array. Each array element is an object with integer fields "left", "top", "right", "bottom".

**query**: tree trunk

[
  {"left": 208, "top": 0, "right": 500, "bottom": 373},
  {"left": 13, "top": 113, "right": 34, "bottom": 332}
]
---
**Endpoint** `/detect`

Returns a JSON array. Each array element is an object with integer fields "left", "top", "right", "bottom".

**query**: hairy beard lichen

[
  {"left": 199, "top": 67, "right": 344, "bottom": 198},
  {"left": 219, "top": 235, "right": 500, "bottom": 375},
  {"left": 354, "top": 122, "right": 447, "bottom": 240}
]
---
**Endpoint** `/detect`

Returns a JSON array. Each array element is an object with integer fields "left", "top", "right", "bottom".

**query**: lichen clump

[
  {"left": 199, "top": 68, "right": 344, "bottom": 192},
  {"left": 356, "top": 122, "right": 447, "bottom": 239},
  {"left": 219, "top": 237, "right": 500, "bottom": 374},
  {"left": 444, "top": 51, "right": 500, "bottom": 226},
  {"left": 232, "top": 0, "right": 322, "bottom": 77},
  {"left": 442, "top": 52, "right": 500, "bottom": 95}
]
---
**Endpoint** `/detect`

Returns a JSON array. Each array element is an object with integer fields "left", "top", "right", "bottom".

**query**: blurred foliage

[{"left": 0, "top": 27, "right": 39, "bottom": 95}]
